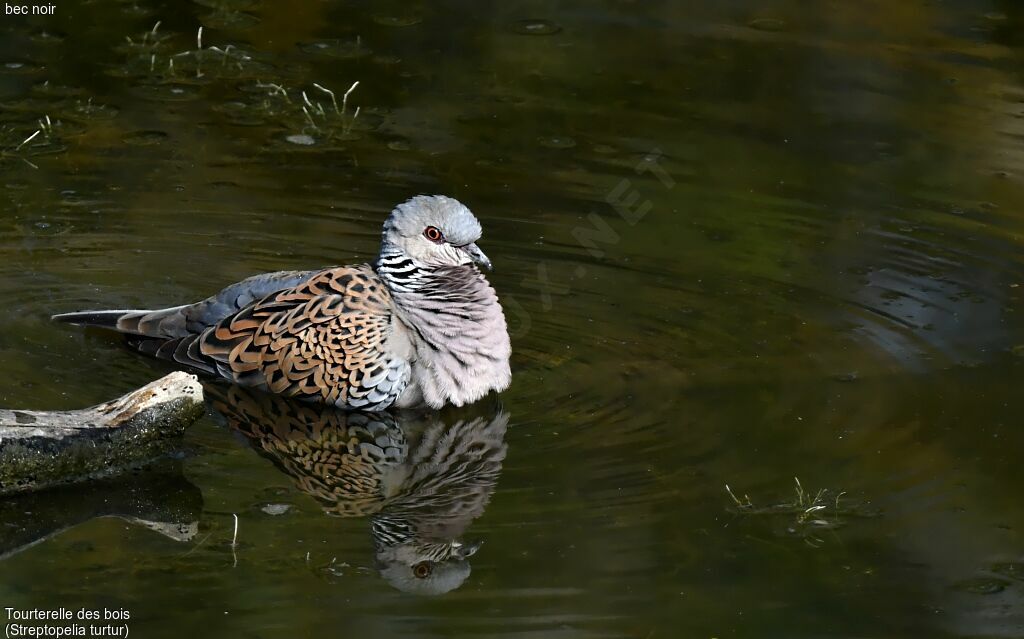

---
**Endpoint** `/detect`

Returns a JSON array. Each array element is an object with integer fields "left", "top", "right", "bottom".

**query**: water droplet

[
  {"left": 512, "top": 19, "right": 563, "bottom": 36},
  {"left": 286, "top": 134, "right": 316, "bottom": 146},
  {"left": 387, "top": 140, "right": 411, "bottom": 151}
]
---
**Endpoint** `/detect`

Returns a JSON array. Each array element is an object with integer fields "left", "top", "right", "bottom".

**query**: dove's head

[
  {"left": 380, "top": 195, "right": 492, "bottom": 271},
  {"left": 376, "top": 539, "right": 483, "bottom": 596}
]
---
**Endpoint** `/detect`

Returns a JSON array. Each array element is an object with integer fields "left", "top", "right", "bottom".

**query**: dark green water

[{"left": 3, "top": 0, "right": 1024, "bottom": 636}]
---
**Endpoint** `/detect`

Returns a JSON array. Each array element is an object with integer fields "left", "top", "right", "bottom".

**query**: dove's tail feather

[{"left": 51, "top": 306, "right": 189, "bottom": 338}]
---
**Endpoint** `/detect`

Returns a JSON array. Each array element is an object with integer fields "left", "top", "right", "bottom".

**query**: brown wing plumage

[
  {"left": 56, "top": 266, "right": 412, "bottom": 410},
  {"left": 187, "top": 266, "right": 410, "bottom": 409}
]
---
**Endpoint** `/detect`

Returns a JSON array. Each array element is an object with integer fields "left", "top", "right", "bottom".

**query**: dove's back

[{"left": 53, "top": 266, "right": 413, "bottom": 410}]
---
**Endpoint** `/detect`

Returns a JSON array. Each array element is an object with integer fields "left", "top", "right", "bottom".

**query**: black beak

[
  {"left": 463, "top": 243, "right": 493, "bottom": 271},
  {"left": 452, "top": 540, "right": 483, "bottom": 559}
]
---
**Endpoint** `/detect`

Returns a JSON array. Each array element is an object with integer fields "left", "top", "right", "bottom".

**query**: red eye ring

[{"left": 423, "top": 226, "right": 443, "bottom": 242}]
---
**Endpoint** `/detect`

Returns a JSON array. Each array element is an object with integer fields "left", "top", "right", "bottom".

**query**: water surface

[{"left": 2, "top": 1, "right": 1024, "bottom": 637}]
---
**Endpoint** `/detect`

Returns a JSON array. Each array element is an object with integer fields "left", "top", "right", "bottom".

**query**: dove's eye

[
  {"left": 423, "top": 226, "right": 444, "bottom": 242},
  {"left": 413, "top": 562, "right": 432, "bottom": 579}
]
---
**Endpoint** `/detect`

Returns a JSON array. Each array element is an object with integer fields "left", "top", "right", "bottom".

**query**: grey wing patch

[
  {"left": 356, "top": 359, "right": 413, "bottom": 411},
  {"left": 83, "top": 269, "right": 321, "bottom": 340},
  {"left": 183, "top": 269, "right": 319, "bottom": 333}
]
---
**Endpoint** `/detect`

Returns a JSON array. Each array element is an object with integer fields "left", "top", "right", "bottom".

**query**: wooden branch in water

[{"left": 0, "top": 372, "right": 205, "bottom": 495}]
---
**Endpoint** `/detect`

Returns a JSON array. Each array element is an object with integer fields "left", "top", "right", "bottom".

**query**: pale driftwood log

[{"left": 0, "top": 372, "right": 205, "bottom": 495}]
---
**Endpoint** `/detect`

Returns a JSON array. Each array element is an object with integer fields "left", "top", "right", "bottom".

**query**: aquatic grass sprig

[
  {"left": 1, "top": 114, "right": 62, "bottom": 168},
  {"left": 725, "top": 477, "right": 865, "bottom": 546},
  {"left": 123, "top": 20, "right": 172, "bottom": 51},
  {"left": 120, "top": 21, "right": 254, "bottom": 80},
  {"left": 252, "top": 80, "right": 362, "bottom": 143},
  {"left": 231, "top": 513, "right": 239, "bottom": 568},
  {"left": 112, "top": 21, "right": 367, "bottom": 144},
  {"left": 298, "top": 81, "right": 361, "bottom": 135},
  {"left": 166, "top": 26, "right": 253, "bottom": 78}
]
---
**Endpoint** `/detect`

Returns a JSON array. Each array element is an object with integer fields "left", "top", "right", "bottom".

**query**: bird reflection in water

[{"left": 203, "top": 382, "right": 508, "bottom": 595}]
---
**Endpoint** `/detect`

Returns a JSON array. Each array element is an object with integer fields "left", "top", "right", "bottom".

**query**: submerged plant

[
  {"left": 115, "top": 21, "right": 364, "bottom": 144},
  {"left": 301, "top": 81, "right": 361, "bottom": 138},
  {"left": 251, "top": 80, "right": 362, "bottom": 145},
  {"left": 725, "top": 477, "right": 870, "bottom": 547},
  {"left": 0, "top": 115, "right": 62, "bottom": 168},
  {"left": 8, "top": 21, "right": 369, "bottom": 167},
  {"left": 118, "top": 21, "right": 255, "bottom": 80}
]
